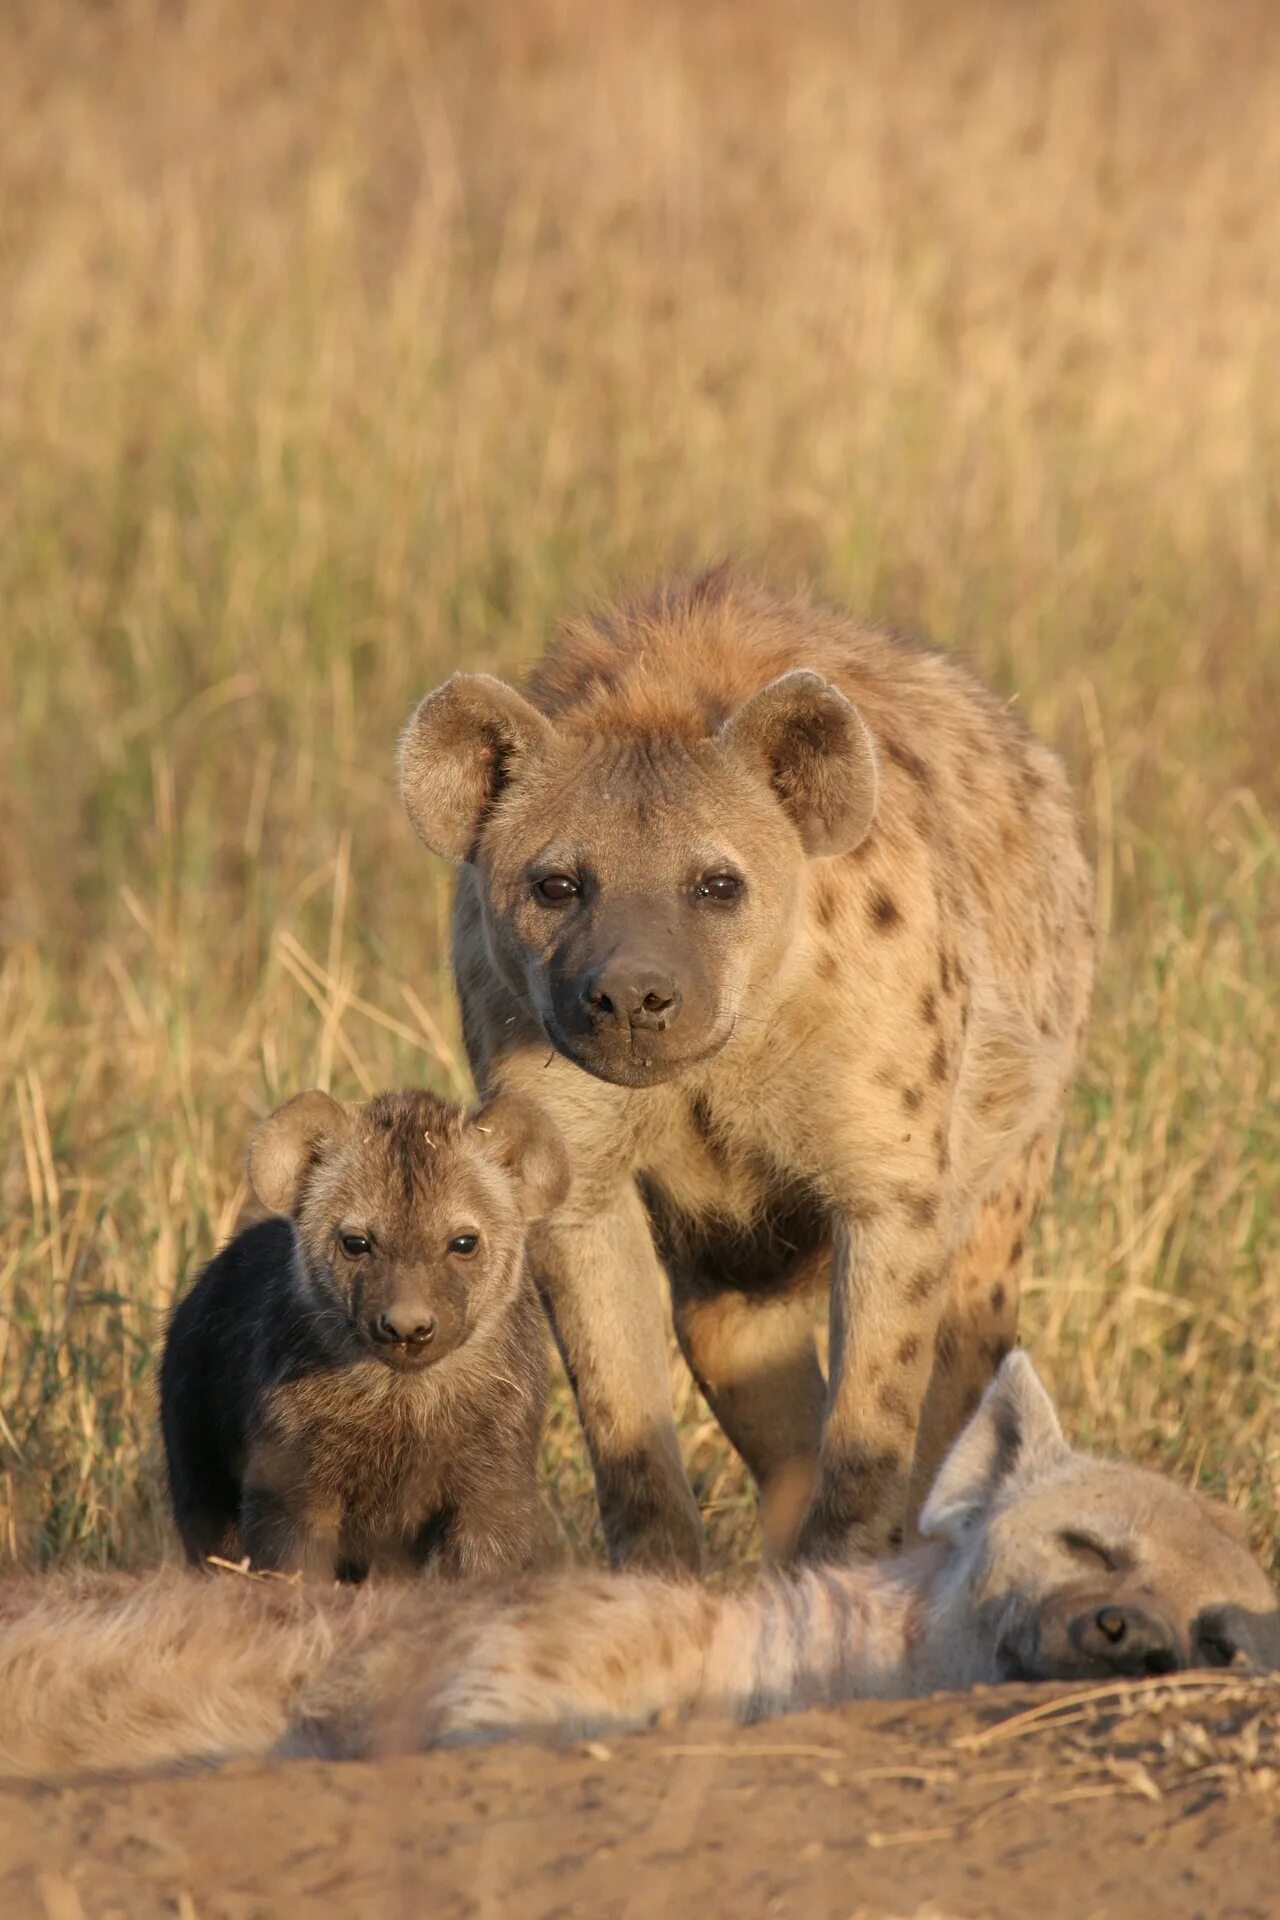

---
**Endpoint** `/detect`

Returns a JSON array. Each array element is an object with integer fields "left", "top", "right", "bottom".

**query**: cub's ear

[
  {"left": 919, "top": 1351, "right": 1070, "bottom": 1542},
  {"left": 248, "top": 1091, "right": 350, "bottom": 1218},
  {"left": 719, "top": 670, "right": 878, "bottom": 857},
  {"left": 399, "top": 673, "right": 554, "bottom": 863},
  {"left": 471, "top": 1091, "right": 572, "bottom": 1223}
]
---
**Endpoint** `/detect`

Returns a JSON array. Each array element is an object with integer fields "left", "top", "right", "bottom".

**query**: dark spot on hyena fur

[
  {"left": 1009, "top": 1235, "right": 1024, "bottom": 1266},
  {"left": 814, "top": 878, "right": 840, "bottom": 933},
  {"left": 884, "top": 738, "right": 933, "bottom": 790},
  {"left": 939, "top": 950, "right": 952, "bottom": 995},
  {"left": 934, "top": 1124, "right": 950, "bottom": 1172},
  {"left": 896, "top": 1334, "right": 920, "bottom": 1367},
  {"left": 989, "top": 1281, "right": 1007, "bottom": 1315},
  {"left": 988, "top": 1337, "right": 1013, "bottom": 1368},
  {"left": 816, "top": 1444, "right": 906, "bottom": 1529},
  {"left": 877, "top": 1383, "right": 914, "bottom": 1431},
  {"left": 817, "top": 948, "right": 840, "bottom": 985},
  {"left": 686, "top": 1093, "right": 731, "bottom": 1173},
  {"left": 870, "top": 892, "right": 901, "bottom": 932},
  {"left": 887, "top": 1524, "right": 905, "bottom": 1550},
  {"left": 929, "top": 1038, "right": 948, "bottom": 1083},
  {"left": 920, "top": 988, "right": 938, "bottom": 1025},
  {"left": 896, "top": 1185, "right": 938, "bottom": 1229},
  {"left": 908, "top": 1264, "right": 943, "bottom": 1304},
  {"left": 934, "top": 1321, "right": 959, "bottom": 1368},
  {"left": 902, "top": 1085, "right": 922, "bottom": 1114},
  {"left": 1011, "top": 1190, "right": 1024, "bottom": 1218}
]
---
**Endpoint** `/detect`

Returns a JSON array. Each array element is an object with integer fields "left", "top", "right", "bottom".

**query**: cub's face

[
  {"left": 400, "top": 669, "right": 879, "bottom": 1090},
  {"left": 248, "top": 1090, "right": 570, "bottom": 1371},
  {"left": 296, "top": 1125, "right": 523, "bottom": 1371}
]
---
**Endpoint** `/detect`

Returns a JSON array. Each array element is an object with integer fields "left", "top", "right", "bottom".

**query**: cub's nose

[
  {"left": 583, "top": 960, "right": 682, "bottom": 1032},
  {"left": 1072, "top": 1603, "right": 1180, "bottom": 1676},
  {"left": 372, "top": 1306, "right": 437, "bottom": 1349}
]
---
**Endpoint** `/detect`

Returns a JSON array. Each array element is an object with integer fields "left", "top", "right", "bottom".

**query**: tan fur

[
  {"left": 3, "top": 1359, "right": 1274, "bottom": 1782},
  {"left": 401, "top": 574, "right": 1095, "bottom": 1565}
]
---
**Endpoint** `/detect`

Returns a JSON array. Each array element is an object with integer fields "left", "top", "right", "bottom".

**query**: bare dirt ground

[{"left": 3, "top": 1679, "right": 1277, "bottom": 1920}]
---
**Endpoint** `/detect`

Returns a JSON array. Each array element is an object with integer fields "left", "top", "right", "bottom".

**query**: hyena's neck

[{"left": 705, "top": 1547, "right": 945, "bottom": 1719}]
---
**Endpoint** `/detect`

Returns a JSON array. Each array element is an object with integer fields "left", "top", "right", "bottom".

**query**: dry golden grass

[{"left": 1, "top": 0, "right": 1277, "bottom": 1573}]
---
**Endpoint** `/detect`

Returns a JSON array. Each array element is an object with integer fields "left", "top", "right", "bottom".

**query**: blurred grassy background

[{"left": 2, "top": 0, "right": 1277, "bottom": 1572}]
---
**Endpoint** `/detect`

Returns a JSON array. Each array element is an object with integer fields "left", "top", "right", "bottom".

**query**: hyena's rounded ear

[
  {"left": 919, "top": 1351, "right": 1070, "bottom": 1542},
  {"left": 398, "top": 673, "right": 555, "bottom": 863},
  {"left": 1191, "top": 1489, "right": 1254, "bottom": 1549},
  {"left": 471, "top": 1091, "right": 572, "bottom": 1223},
  {"left": 248, "top": 1091, "right": 349, "bottom": 1218},
  {"left": 719, "top": 670, "right": 878, "bottom": 857}
]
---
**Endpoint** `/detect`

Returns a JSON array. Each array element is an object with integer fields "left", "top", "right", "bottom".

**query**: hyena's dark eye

[
  {"left": 534, "top": 874, "right": 580, "bottom": 904},
  {"left": 340, "top": 1233, "right": 372, "bottom": 1259},
  {"left": 695, "top": 872, "right": 743, "bottom": 904},
  {"left": 448, "top": 1233, "right": 479, "bottom": 1257}
]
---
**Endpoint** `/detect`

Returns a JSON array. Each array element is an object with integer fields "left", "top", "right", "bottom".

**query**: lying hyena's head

[
  {"left": 398, "top": 669, "right": 877, "bottom": 1087},
  {"left": 248, "top": 1089, "right": 569, "bottom": 1372},
  {"left": 922, "top": 1353, "right": 1280, "bottom": 1684}
]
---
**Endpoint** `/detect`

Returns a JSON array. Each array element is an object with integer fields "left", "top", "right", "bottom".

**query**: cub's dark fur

[{"left": 160, "top": 1088, "right": 570, "bottom": 1581}]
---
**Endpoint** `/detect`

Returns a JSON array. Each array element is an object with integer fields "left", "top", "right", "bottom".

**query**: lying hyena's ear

[
  {"left": 471, "top": 1091, "right": 572, "bottom": 1222},
  {"left": 1191, "top": 1489, "right": 1254, "bottom": 1549},
  {"left": 399, "top": 674, "right": 554, "bottom": 862},
  {"left": 719, "top": 670, "right": 878, "bottom": 857},
  {"left": 919, "top": 1351, "right": 1070, "bottom": 1541},
  {"left": 248, "top": 1091, "right": 350, "bottom": 1217}
]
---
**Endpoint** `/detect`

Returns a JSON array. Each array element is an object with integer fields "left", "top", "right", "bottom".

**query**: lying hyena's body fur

[
  {"left": 4, "top": 1358, "right": 1275, "bottom": 1781},
  {"left": 404, "top": 574, "right": 1095, "bottom": 1566}
]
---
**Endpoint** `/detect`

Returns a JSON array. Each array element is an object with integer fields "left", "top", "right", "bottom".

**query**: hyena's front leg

[
  {"left": 531, "top": 1183, "right": 704, "bottom": 1573},
  {"left": 906, "top": 1127, "right": 1057, "bottom": 1523},
  {"left": 794, "top": 1198, "right": 951, "bottom": 1564}
]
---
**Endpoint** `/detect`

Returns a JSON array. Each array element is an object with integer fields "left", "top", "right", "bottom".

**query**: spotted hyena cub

[
  {"left": 160, "top": 1088, "right": 569, "bottom": 1582},
  {"left": 399, "top": 571, "right": 1095, "bottom": 1570}
]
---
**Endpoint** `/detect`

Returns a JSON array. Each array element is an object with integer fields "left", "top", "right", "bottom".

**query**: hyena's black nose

[
  {"left": 1075, "top": 1603, "right": 1179, "bottom": 1676},
  {"left": 583, "top": 960, "right": 682, "bottom": 1032},
  {"left": 373, "top": 1307, "right": 437, "bottom": 1349}
]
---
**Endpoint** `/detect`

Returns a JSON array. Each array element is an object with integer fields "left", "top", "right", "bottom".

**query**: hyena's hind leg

[
  {"left": 906, "top": 1129, "right": 1057, "bottom": 1528},
  {"left": 671, "top": 1252, "right": 829, "bottom": 1559}
]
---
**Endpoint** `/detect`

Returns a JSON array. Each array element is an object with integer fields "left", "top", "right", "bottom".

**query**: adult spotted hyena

[{"left": 399, "top": 573, "right": 1095, "bottom": 1568}]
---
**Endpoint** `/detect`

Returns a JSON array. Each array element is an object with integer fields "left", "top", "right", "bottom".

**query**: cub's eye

[
  {"left": 340, "top": 1233, "right": 372, "bottom": 1260},
  {"left": 1057, "top": 1530, "right": 1121, "bottom": 1573},
  {"left": 448, "top": 1233, "right": 479, "bottom": 1257},
  {"left": 534, "top": 873, "right": 581, "bottom": 904},
  {"left": 695, "top": 873, "right": 743, "bottom": 904}
]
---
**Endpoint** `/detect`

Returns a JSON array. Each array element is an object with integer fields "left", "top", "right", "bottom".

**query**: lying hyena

[
  {"left": 1, "top": 1357, "right": 1275, "bottom": 1780},
  {"left": 398, "top": 572, "right": 1095, "bottom": 1566}
]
